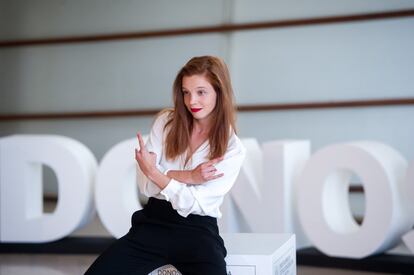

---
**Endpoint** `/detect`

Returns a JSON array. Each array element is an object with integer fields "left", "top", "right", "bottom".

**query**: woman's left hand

[{"left": 135, "top": 132, "right": 157, "bottom": 178}]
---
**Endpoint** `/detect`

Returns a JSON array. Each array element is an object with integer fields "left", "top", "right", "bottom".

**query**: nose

[{"left": 189, "top": 94, "right": 197, "bottom": 106}]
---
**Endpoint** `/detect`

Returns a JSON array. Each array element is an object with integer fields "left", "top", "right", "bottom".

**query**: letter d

[{"left": 0, "top": 135, "right": 97, "bottom": 242}]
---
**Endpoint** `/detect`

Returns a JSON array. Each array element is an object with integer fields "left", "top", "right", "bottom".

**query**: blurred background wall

[{"left": 1, "top": 0, "right": 414, "bottom": 236}]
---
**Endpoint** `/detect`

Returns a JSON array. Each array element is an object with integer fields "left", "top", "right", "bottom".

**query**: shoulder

[
  {"left": 151, "top": 109, "right": 173, "bottom": 133},
  {"left": 225, "top": 131, "right": 246, "bottom": 157}
]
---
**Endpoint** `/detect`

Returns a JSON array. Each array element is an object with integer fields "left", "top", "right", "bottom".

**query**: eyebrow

[{"left": 182, "top": 86, "right": 206, "bottom": 90}]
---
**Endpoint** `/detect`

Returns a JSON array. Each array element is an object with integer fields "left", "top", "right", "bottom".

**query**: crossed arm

[{"left": 134, "top": 132, "right": 224, "bottom": 190}]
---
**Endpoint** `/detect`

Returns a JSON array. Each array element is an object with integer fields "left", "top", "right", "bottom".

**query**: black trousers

[{"left": 85, "top": 197, "right": 227, "bottom": 275}]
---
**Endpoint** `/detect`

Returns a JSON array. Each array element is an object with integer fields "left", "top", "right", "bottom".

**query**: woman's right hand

[{"left": 190, "top": 157, "right": 224, "bottom": 184}]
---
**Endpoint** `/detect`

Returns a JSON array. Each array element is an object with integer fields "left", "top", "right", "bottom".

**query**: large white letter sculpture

[
  {"left": 297, "top": 142, "right": 413, "bottom": 258},
  {"left": 2, "top": 135, "right": 414, "bottom": 259},
  {"left": 221, "top": 139, "right": 310, "bottom": 247},
  {"left": 0, "top": 135, "right": 97, "bottom": 242},
  {"left": 402, "top": 160, "right": 414, "bottom": 253},
  {"left": 95, "top": 138, "right": 144, "bottom": 238}
]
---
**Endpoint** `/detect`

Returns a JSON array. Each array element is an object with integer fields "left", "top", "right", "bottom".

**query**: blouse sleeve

[
  {"left": 136, "top": 112, "right": 169, "bottom": 197},
  {"left": 160, "top": 135, "right": 246, "bottom": 217}
]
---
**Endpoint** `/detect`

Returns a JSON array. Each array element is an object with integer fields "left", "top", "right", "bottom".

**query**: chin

[
  {"left": 192, "top": 113, "right": 205, "bottom": 119},
  {"left": 193, "top": 115, "right": 204, "bottom": 120}
]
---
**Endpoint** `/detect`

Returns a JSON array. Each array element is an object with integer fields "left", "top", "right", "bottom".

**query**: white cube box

[{"left": 222, "top": 233, "right": 296, "bottom": 275}]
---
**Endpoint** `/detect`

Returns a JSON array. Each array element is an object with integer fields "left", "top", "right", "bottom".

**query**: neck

[{"left": 193, "top": 119, "right": 211, "bottom": 135}]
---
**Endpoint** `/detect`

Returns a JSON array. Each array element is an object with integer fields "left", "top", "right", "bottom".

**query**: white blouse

[{"left": 137, "top": 111, "right": 246, "bottom": 218}]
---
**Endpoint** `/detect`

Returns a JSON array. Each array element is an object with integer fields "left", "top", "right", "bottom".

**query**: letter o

[
  {"left": 95, "top": 138, "right": 143, "bottom": 238},
  {"left": 297, "top": 141, "right": 410, "bottom": 258}
]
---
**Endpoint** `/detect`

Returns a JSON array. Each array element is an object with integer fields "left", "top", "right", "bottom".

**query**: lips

[{"left": 191, "top": 108, "right": 202, "bottom": 113}]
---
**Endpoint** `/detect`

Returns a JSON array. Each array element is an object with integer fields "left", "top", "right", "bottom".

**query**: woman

[{"left": 85, "top": 56, "right": 245, "bottom": 275}]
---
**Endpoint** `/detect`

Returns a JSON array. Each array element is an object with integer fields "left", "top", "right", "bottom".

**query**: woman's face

[{"left": 182, "top": 74, "right": 217, "bottom": 124}]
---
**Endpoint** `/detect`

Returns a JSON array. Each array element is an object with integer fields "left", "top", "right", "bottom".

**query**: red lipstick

[{"left": 191, "top": 108, "right": 202, "bottom": 113}]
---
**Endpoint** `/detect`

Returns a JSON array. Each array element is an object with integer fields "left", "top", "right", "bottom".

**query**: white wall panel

[
  {"left": 0, "top": 34, "right": 228, "bottom": 113},
  {"left": 230, "top": 18, "right": 414, "bottom": 104},
  {"left": 0, "top": 0, "right": 227, "bottom": 39},
  {"left": 0, "top": 117, "right": 152, "bottom": 162},
  {"left": 237, "top": 106, "right": 414, "bottom": 160},
  {"left": 232, "top": 0, "right": 414, "bottom": 23}
]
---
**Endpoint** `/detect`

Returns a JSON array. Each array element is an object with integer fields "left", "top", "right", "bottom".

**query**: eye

[
  {"left": 197, "top": 90, "right": 206, "bottom": 96},
  {"left": 182, "top": 90, "right": 189, "bottom": 95}
]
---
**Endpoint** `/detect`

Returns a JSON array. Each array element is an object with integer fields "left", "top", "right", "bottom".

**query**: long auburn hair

[{"left": 163, "top": 55, "right": 237, "bottom": 164}]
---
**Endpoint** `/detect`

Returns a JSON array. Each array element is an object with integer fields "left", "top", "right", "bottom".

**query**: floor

[{"left": 0, "top": 253, "right": 397, "bottom": 275}]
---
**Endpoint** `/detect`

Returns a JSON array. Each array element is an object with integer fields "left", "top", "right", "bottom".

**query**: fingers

[
  {"left": 207, "top": 156, "right": 224, "bottom": 166},
  {"left": 201, "top": 156, "right": 223, "bottom": 173},
  {"left": 195, "top": 156, "right": 225, "bottom": 182},
  {"left": 136, "top": 132, "right": 147, "bottom": 152},
  {"left": 205, "top": 172, "right": 224, "bottom": 181},
  {"left": 200, "top": 165, "right": 224, "bottom": 181},
  {"left": 201, "top": 165, "right": 217, "bottom": 173}
]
